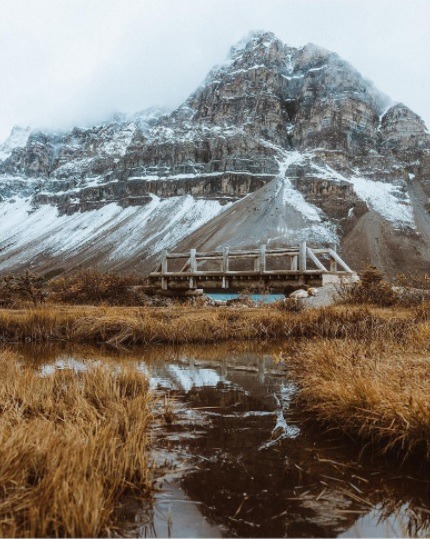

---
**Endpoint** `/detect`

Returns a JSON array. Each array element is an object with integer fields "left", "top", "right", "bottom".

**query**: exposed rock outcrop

[{"left": 0, "top": 30, "right": 429, "bottom": 275}]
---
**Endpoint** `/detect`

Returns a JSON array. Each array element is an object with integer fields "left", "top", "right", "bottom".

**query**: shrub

[
  {"left": 0, "top": 276, "right": 17, "bottom": 308},
  {"left": 0, "top": 271, "right": 47, "bottom": 307},
  {"left": 49, "top": 269, "right": 144, "bottom": 305},
  {"left": 394, "top": 272, "right": 430, "bottom": 307},
  {"left": 337, "top": 266, "right": 398, "bottom": 307}
]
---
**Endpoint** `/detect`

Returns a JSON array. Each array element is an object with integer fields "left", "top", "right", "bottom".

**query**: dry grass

[
  {"left": 0, "top": 303, "right": 424, "bottom": 346},
  {"left": 0, "top": 350, "right": 152, "bottom": 537},
  {"left": 49, "top": 269, "right": 146, "bottom": 306},
  {"left": 288, "top": 338, "right": 430, "bottom": 460}
]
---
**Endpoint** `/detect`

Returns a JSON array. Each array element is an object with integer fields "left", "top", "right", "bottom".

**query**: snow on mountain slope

[
  {"left": 174, "top": 151, "right": 338, "bottom": 253},
  {"left": 0, "top": 195, "right": 231, "bottom": 272},
  {"left": 349, "top": 176, "right": 415, "bottom": 229},
  {"left": 0, "top": 126, "right": 31, "bottom": 162},
  {"left": 0, "top": 31, "right": 429, "bottom": 275}
]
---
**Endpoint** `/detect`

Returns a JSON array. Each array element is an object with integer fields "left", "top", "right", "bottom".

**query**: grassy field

[
  {"left": 0, "top": 350, "right": 152, "bottom": 537},
  {"left": 0, "top": 302, "right": 425, "bottom": 345}
]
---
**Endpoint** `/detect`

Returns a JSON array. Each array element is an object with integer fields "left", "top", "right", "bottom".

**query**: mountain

[{"left": 1, "top": 30, "right": 429, "bottom": 276}]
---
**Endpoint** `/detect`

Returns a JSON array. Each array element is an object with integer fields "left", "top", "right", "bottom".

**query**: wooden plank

[
  {"left": 169, "top": 251, "right": 300, "bottom": 263},
  {"left": 166, "top": 248, "right": 302, "bottom": 259},
  {"left": 179, "top": 260, "right": 190, "bottom": 272},
  {"left": 306, "top": 247, "right": 328, "bottom": 272},
  {"left": 327, "top": 249, "right": 353, "bottom": 273},
  {"left": 148, "top": 269, "right": 345, "bottom": 279},
  {"left": 152, "top": 269, "right": 324, "bottom": 278}
]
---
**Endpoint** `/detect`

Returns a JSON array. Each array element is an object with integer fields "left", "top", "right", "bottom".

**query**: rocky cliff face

[{"left": 1, "top": 31, "right": 429, "bottom": 275}]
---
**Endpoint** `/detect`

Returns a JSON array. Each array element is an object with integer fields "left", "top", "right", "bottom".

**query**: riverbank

[
  {"left": 0, "top": 302, "right": 426, "bottom": 345},
  {"left": 288, "top": 337, "right": 430, "bottom": 460}
]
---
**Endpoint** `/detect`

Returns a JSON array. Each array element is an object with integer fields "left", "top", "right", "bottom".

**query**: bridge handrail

[{"left": 149, "top": 242, "right": 353, "bottom": 276}]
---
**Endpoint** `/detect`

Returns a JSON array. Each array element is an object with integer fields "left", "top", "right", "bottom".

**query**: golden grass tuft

[
  {"left": 0, "top": 303, "right": 422, "bottom": 345},
  {"left": 289, "top": 339, "right": 430, "bottom": 459},
  {"left": 0, "top": 350, "right": 152, "bottom": 537}
]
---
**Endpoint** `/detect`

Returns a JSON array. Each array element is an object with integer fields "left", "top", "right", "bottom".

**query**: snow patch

[
  {"left": 0, "top": 195, "right": 231, "bottom": 270},
  {"left": 275, "top": 151, "right": 323, "bottom": 221},
  {"left": 0, "top": 126, "right": 31, "bottom": 161},
  {"left": 350, "top": 176, "right": 415, "bottom": 228}
]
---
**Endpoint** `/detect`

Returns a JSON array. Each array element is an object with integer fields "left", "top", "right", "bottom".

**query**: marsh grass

[
  {"left": 0, "top": 304, "right": 423, "bottom": 345},
  {"left": 0, "top": 350, "right": 152, "bottom": 537},
  {"left": 289, "top": 339, "right": 430, "bottom": 460},
  {"left": 1, "top": 302, "right": 428, "bottom": 465}
]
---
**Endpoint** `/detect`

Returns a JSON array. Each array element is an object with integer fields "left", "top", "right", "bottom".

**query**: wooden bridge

[{"left": 148, "top": 241, "right": 355, "bottom": 295}]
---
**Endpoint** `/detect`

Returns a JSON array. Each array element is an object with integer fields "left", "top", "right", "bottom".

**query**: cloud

[{"left": 0, "top": 0, "right": 429, "bottom": 140}]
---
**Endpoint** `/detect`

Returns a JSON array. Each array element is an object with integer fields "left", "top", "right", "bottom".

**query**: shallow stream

[{"left": 17, "top": 342, "right": 430, "bottom": 538}]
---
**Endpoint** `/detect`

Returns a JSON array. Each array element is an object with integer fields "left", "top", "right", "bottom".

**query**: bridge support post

[
  {"left": 290, "top": 256, "right": 298, "bottom": 270},
  {"left": 299, "top": 241, "right": 307, "bottom": 271},
  {"left": 189, "top": 277, "right": 196, "bottom": 290}
]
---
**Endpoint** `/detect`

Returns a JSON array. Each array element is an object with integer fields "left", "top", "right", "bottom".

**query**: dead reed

[
  {"left": 289, "top": 339, "right": 430, "bottom": 460},
  {"left": 0, "top": 303, "right": 424, "bottom": 346},
  {"left": 0, "top": 350, "right": 152, "bottom": 537}
]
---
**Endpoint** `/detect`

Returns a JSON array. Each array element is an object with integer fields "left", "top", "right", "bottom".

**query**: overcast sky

[{"left": 1, "top": 0, "right": 429, "bottom": 141}]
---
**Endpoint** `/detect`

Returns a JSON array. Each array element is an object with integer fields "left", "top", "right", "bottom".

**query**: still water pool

[{"left": 17, "top": 342, "right": 430, "bottom": 538}]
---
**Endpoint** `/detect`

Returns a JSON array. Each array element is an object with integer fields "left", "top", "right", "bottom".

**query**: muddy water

[{"left": 17, "top": 342, "right": 430, "bottom": 538}]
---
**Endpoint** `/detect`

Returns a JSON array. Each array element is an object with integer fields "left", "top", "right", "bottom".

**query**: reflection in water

[{"left": 14, "top": 342, "right": 430, "bottom": 538}]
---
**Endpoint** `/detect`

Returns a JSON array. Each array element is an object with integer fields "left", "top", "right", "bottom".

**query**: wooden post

[
  {"left": 259, "top": 244, "right": 266, "bottom": 273},
  {"left": 190, "top": 249, "right": 197, "bottom": 273},
  {"left": 330, "top": 243, "right": 337, "bottom": 272},
  {"left": 299, "top": 241, "right": 307, "bottom": 271},
  {"left": 254, "top": 256, "right": 260, "bottom": 272},
  {"left": 222, "top": 247, "right": 229, "bottom": 272},
  {"left": 161, "top": 250, "right": 168, "bottom": 274},
  {"left": 290, "top": 255, "right": 298, "bottom": 271}
]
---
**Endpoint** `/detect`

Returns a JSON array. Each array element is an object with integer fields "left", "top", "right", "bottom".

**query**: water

[
  {"left": 15, "top": 343, "right": 430, "bottom": 538},
  {"left": 206, "top": 293, "right": 284, "bottom": 303}
]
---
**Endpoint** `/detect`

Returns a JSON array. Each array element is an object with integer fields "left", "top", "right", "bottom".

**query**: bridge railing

[{"left": 151, "top": 241, "right": 353, "bottom": 277}]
